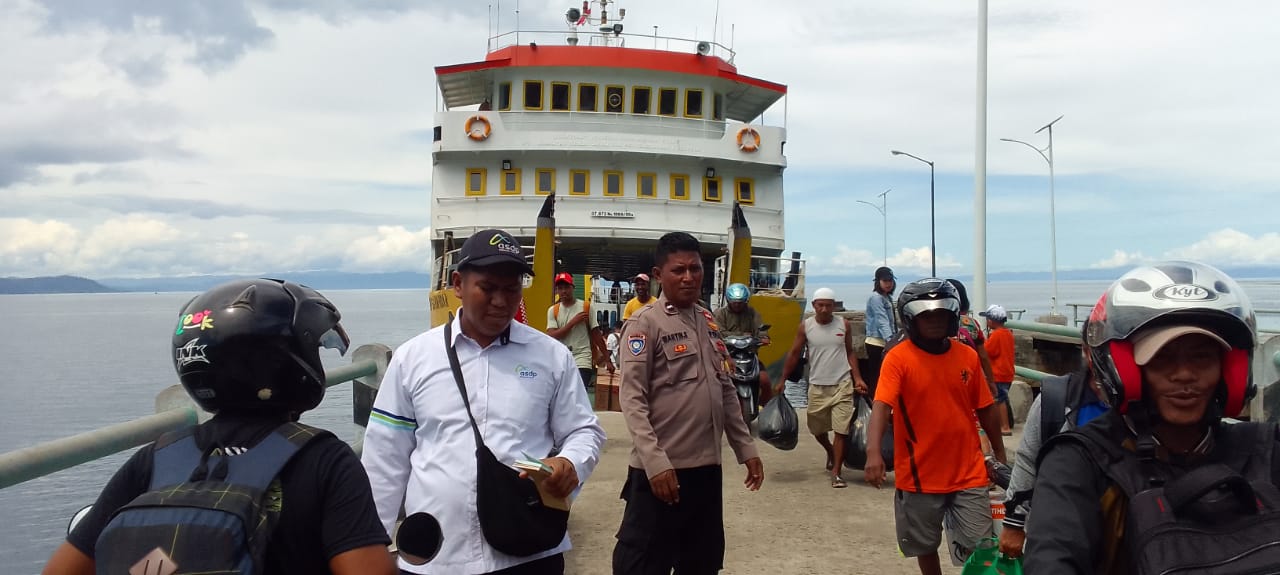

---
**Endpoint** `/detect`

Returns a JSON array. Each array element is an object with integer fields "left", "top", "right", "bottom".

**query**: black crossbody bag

[{"left": 444, "top": 318, "right": 569, "bottom": 557}]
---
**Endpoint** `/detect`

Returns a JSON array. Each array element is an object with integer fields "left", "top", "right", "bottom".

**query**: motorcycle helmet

[
  {"left": 173, "top": 278, "right": 350, "bottom": 414},
  {"left": 1084, "top": 261, "right": 1255, "bottom": 417},
  {"left": 898, "top": 278, "right": 960, "bottom": 342},
  {"left": 945, "top": 278, "right": 971, "bottom": 314},
  {"left": 726, "top": 283, "right": 750, "bottom": 303}
]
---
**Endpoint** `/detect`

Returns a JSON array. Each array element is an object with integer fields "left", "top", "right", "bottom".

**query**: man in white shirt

[
  {"left": 546, "top": 272, "right": 614, "bottom": 388},
  {"left": 361, "top": 229, "right": 606, "bottom": 575}
]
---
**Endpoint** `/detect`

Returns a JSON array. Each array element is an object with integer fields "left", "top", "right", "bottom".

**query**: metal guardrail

[
  {"left": 0, "top": 353, "right": 385, "bottom": 491},
  {"left": 1005, "top": 319, "right": 1082, "bottom": 340}
]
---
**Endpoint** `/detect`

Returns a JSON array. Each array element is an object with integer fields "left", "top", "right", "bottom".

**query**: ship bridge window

[
  {"left": 734, "top": 177, "right": 755, "bottom": 205},
  {"left": 670, "top": 174, "right": 690, "bottom": 200},
  {"left": 658, "top": 88, "right": 678, "bottom": 116},
  {"left": 570, "top": 169, "right": 590, "bottom": 196},
  {"left": 523, "top": 81, "right": 543, "bottom": 110},
  {"left": 536, "top": 168, "right": 556, "bottom": 195},
  {"left": 604, "top": 170, "right": 624, "bottom": 196},
  {"left": 685, "top": 89, "right": 704, "bottom": 118},
  {"left": 638, "top": 173, "right": 657, "bottom": 198},
  {"left": 632, "top": 87, "right": 652, "bottom": 114},
  {"left": 713, "top": 93, "right": 724, "bottom": 121},
  {"left": 703, "top": 176, "right": 722, "bottom": 202},
  {"left": 498, "top": 82, "right": 512, "bottom": 111},
  {"left": 502, "top": 169, "right": 522, "bottom": 195},
  {"left": 605, "top": 85, "right": 625, "bottom": 113},
  {"left": 466, "top": 168, "right": 487, "bottom": 196},
  {"left": 578, "top": 84, "right": 598, "bottom": 112},
  {"left": 550, "top": 82, "right": 571, "bottom": 111}
]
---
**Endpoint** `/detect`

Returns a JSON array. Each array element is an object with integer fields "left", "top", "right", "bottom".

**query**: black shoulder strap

[
  {"left": 445, "top": 315, "right": 486, "bottom": 449},
  {"left": 1040, "top": 373, "right": 1070, "bottom": 447},
  {"left": 1214, "top": 422, "right": 1277, "bottom": 482}
]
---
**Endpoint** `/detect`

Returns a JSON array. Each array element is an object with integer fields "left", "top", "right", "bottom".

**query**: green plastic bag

[{"left": 960, "top": 538, "right": 1023, "bottom": 575}]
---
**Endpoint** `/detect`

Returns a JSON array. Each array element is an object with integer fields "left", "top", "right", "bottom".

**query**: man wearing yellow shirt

[{"left": 622, "top": 273, "right": 655, "bottom": 320}]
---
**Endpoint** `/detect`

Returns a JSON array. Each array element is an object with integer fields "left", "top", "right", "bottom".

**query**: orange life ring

[
  {"left": 736, "top": 127, "right": 761, "bottom": 152},
  {"left": 465, "top": 115, "right": 492, "bottom": 141}
]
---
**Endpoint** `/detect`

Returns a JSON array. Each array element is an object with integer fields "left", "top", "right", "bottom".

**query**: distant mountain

[
  {"left": 0, "top": 275, "right": 118, "bottom": 294},
  {"left": 99, "top": 271, "right": 435, "bottom": 293},
  {"left": 810, "top": 265, "right": 1280, "bottom": 284}
]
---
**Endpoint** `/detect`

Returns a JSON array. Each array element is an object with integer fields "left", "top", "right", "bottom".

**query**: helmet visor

[
  {"left": 902, "top": 297, "right": 958, "bottom": 320},
  {"left": 321, "top": 324, "right": 351, "bottom": 356}
]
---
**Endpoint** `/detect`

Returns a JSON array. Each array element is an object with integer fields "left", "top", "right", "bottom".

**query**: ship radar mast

[{"left": 564, "top": 0, "right": 627, "bottom": 47}]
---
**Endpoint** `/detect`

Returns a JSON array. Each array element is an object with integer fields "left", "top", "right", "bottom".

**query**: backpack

[
  {"left": 94, "top": 422, "right": 329, "bottom": 575},
  {"left": 552, "top": 299, "right": 589, "bottom": 326},
  {"left": 1050, "top": 420, "right": 1280, "bottom": 575}
]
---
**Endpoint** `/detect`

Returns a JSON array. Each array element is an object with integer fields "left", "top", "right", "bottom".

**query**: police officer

[{"left": 612, "top": 232, "right": 764, "bottom": 575}]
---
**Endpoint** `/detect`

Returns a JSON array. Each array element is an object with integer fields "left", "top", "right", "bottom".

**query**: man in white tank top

[{"left": 780, "top": 287, "right": 869, "bottom": 488}]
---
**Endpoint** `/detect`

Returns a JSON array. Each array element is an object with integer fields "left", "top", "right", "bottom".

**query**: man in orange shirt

[
  {"left": 981, "top": 304, "right": 1015, "bottom": 435},
  {"left": 864, "top": 279, "right": 1007, "bottom": 575}
]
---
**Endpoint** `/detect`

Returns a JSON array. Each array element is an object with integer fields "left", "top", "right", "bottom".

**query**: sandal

[{"left": 831, "top": 475, "right": 847, "bottom": 489}]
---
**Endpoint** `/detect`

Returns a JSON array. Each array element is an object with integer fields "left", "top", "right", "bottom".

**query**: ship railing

[
  {"left": 487, "top": 29, "right": 736, "bottom": 64},
  {"left": 711, "top": 254, "right": 806, "bottom": 308},
  {"left": 1004, "top": 319, "right": 1280, "bottom": 421},
  {"left": 433, "top": 246, "right": 538, "bottom": 291},
  {"left": 494, "top": 109, "right": 737, "bottom": 137},
  {"left": 0, "top": 345, "right": 393, "bottom": 491}
]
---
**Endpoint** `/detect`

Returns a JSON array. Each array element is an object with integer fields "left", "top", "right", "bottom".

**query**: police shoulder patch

[{"left": 628, "top": 333, "right": 647, "bottom": 356}]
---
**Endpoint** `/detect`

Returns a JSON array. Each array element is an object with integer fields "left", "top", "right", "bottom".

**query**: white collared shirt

[{"left": 361, "top": 312, "right": 606, "bottom": 574}]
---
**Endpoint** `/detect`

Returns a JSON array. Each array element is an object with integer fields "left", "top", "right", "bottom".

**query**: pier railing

[{"left": 0, "top": 344, "right": 392, "bottom": 491}]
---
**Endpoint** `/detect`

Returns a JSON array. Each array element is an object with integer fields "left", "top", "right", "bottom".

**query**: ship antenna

[{"left": 713, "top": 0, "right": 721, "bottom": 46}]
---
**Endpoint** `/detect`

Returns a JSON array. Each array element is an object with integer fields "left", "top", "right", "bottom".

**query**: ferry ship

[{"left": 425, "top": 0, "right": 807, "bottom": 373}]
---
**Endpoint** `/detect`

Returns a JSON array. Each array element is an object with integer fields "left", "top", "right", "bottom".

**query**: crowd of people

[{"left": 40, "top": 227, "right": 1276, "bottom": 575}]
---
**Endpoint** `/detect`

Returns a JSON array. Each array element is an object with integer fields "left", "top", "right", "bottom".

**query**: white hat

[
  {"left": 1131, "top": 325, "right": 1230, "bottom": 366},
  {"left": 813, "top": 287, "right": 836, "bottom": 302},
  {"left": 979, "top": 304, "right": 1008, "bottom": 323}
]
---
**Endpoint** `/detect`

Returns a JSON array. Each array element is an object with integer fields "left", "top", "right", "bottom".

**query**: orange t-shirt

[
  {"left": 986, "top": 326, "right": 1015, "bottom": 383},
  {"left": 874, "top": 339, "right": 993, "bottom": 493}
]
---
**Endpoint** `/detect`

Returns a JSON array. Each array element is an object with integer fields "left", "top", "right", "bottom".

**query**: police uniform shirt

[{"left": 620, "top": 294, "right": 759, "bottom": 478}]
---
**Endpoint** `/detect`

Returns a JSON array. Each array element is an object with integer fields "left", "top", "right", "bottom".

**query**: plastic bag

[
  {"left": 757, "top": 393, "right": 798, "bottom": 450},
  {"left": 844, "top": 397, "right": 894, "bottom": 471},
  {"left": 960, "top": 538, "right": 1022, "bottom": 575}
]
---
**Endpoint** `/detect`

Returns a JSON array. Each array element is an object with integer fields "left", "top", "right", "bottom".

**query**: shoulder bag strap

[{"left": 444, "top": 315, "right": 485, "bottom": 449}]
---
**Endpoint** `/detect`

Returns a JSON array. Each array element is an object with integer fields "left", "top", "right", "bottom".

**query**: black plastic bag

[
  {"left": 844, "top": 397, "right": 894, "bottom": 471},
  {"left": 757, "top": 394, "right": 799, "bottom": 450}
]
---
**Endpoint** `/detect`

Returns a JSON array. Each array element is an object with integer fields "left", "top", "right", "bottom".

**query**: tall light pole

[
  {"left": 1001, "top": 114, "right": 1064, "bottom": 317},
  {"left": 891, "top": 150, "right": 936, "bottom": 277},
  {"left": 856, "top": 188, "right": 892, "bottom": 265}
]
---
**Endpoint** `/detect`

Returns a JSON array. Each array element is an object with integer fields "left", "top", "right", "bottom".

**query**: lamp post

[
  {"left": 856, "top": 188, "right": 892, "bottom": 265},
  {"left": 890, "top": 150, "right": 936, "bottom": 277},
  {"left": 1000, "top": 114, "right": 1063, "bottom": 317}
]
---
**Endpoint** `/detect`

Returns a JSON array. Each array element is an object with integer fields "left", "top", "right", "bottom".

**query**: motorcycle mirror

[
  {"left": 396, "top": 512, "right": 443, "bottom": 565},
  {"left": 67, "top": 505, "right": 93, "bottom": 534}
]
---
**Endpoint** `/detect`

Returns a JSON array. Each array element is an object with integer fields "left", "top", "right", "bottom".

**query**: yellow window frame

[
  {"left": 684, "top": 89, "right": 705, "bottom": 118},
  {"left": 657, "top": 87, "right": 678, "bottom": 117},
  {"left": 535, "top": 168, "right": 556, "bottom": 195},
  {"left": 637, "top": 172, "right": 657, "bottom": 198},
  {"left": 501, "top": 168, "right": 522, "bottom": 195},
  {"left": 605, "top": 84, "right": 626, "bottom": 113},
  {"left": 604, "top": 170, "right": 624, "bottom": 197},
  {"left": 703, "top": 176, "right": 722, "bottom": 202},
  {"left": 631, "top": 85, "right": 652, "bottom": 115},
  {"left": 670, "top": 174, "right": 690, "bottom": 200},
  {"left": 523, "top": 80, "right": 544, "bottom": 110},
  {"left": 577, "top": 83, "right": 599, "bottom": 112},
  {"left": 465, "top": 168, "right": 487, "bottom": 196},
  {"left": 550, "top": 82, "right": 571, "bottom": 111},
  {"left": 734, "top": 177, "right": 755, "bottom": 205},
  {"left": 570, "top": 169, "right": 591, "bottom": 196}
]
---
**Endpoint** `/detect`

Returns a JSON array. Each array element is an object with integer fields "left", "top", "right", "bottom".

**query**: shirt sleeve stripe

[{"left": 370, "top": 408, "right": 416, "bottom": 430}]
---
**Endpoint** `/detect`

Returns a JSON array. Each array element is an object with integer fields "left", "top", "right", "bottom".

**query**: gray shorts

[{"left": 893, "top": 487, "right": 991, "bottom": 558}]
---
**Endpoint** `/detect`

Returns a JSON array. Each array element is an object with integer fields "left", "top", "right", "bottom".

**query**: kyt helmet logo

[{"left": 1154, "top": 284, "right": 1217, "bottom": 302}]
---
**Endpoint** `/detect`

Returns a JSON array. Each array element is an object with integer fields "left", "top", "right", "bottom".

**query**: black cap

[
  {"left": 875, "top": 266, "right": 895, "bottom": 280},
  {"left": 456, "top": 229, "right": 534, "bottom": 275}
]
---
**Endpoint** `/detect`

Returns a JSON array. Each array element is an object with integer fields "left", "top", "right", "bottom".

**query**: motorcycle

[{"left": 724, "top": 324, "right": 770, "bottom": 423}]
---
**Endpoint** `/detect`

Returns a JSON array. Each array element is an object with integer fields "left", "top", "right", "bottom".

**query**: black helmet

[
  {"left": 1084, "top": 261, "right": 1255, "bottom": 418},
  {"left": 898, "top": 278, "right": 960, "bottom": 340},
  {"left": 945, "top": 278, "right": 971, "bottom": 314},
  {"left": 172, "top": 279, "right": 350, "bottom": 414}
]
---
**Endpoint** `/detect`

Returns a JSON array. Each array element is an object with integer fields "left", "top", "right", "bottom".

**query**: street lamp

[
  {"left": 856, "top": 188, "right": 892, "bottom": 265},
  {"left": 890, "top": 150, "right": 936, "bottom": 276},
  {"left": 1000, "top": 114, "right": 1063, "bottom": 317}
]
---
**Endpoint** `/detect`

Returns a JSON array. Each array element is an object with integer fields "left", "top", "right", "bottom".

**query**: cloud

[
  {"left": 343, "top": 226, "right": 433, "bottom": 272},
  {"left": 1090, "top": 249, "right": 1147, "bottom": 269},
  {"left": 0, "top": 218, "right": 81, "bottom": 273},
  {"left": 1164, "top": 229, "right": 1280, "bottom": 267},
  {"left": 812, "top": 244, "right": 960, "bottom": 277}
]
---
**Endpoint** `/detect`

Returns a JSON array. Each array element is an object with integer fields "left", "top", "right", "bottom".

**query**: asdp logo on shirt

[{"left": 515, "top": 365, "right": 538, "bottom": 379}]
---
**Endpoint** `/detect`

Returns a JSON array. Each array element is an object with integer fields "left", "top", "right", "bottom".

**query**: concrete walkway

[{"left": 562, "top": 410, "right": 1021, "bottom": 574}]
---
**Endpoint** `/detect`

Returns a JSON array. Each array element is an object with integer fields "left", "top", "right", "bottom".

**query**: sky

[{"left": 1, "top": 0, "right": 1278, "bottom": 279}]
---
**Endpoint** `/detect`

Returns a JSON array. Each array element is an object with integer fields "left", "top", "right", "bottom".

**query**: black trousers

[
  {"left": 401, "top": 554, "right": 563, "bottom": 575},
  {"left": 579, "top": 367, "right": 597, "bottom": 388},
  {"left": 865, "top": 343, "right": 885, "bottom": 399},
  {"left": 612, "top": 465, "right": 724, "bottom": 575}
]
